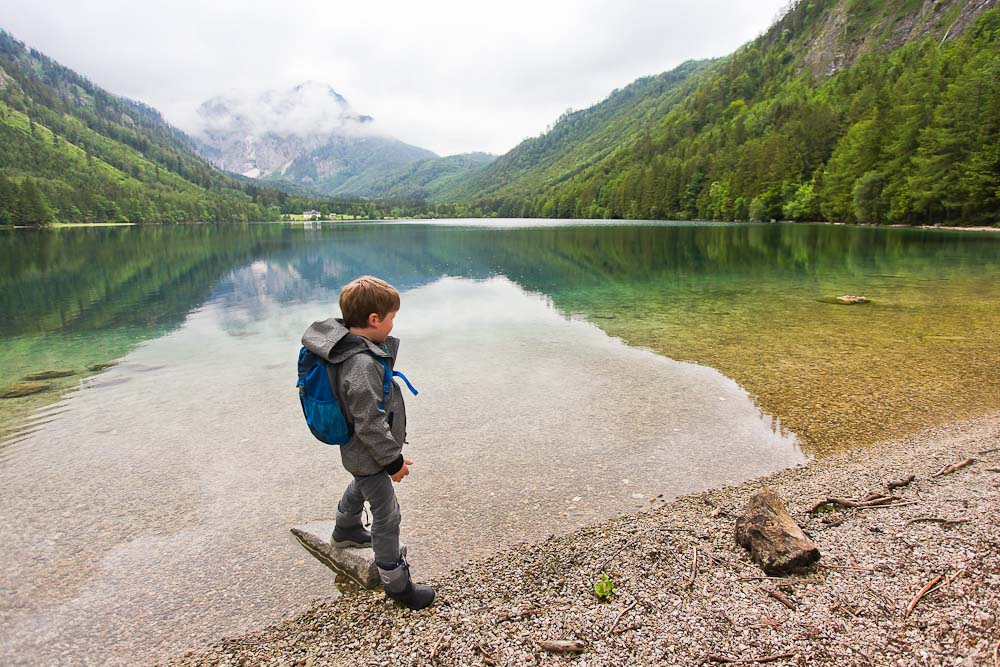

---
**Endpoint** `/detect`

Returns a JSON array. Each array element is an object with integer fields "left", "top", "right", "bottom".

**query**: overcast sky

[{"left": 0, "top": 0, "right": 789, "bottom": 156}]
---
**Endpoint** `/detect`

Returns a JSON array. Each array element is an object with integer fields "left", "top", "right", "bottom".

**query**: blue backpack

[{"left": 296, "top": 347, "right": 418, "bottom": 445}]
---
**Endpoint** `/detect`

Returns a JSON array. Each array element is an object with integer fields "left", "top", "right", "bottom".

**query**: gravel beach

[{"left": 163, "top": 412, "right": 1000, "bottom": 667}]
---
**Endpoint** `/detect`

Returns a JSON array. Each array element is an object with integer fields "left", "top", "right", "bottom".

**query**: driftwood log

[{"left": 735, "top": 487, "right": 820, "bottom": 575}]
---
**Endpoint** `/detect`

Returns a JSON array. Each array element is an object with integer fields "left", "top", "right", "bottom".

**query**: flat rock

[
  {"left": 0, "top": 381, "right": 52, "bottom": 398},
  {"left": 836, "top": 295, "right": 869, "bottom": 304},
  {"left": 290, "top": 521, "right": 406, "bottom": 589}
]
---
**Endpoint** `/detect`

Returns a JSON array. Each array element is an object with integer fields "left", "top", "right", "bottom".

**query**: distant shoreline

[{"left": 3, "top": 219, "right": 998, "bottom": 230}]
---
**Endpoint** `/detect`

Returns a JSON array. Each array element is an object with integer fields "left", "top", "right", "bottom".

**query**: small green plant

[
  {"left": 594, "top": 573, "right": 615, "bottom": 602},
  {"left": 811, "top": 502, "right": 836, "bottom": 515}
]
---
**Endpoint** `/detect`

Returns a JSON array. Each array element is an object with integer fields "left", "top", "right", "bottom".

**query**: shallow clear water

[{"left": 1, "top": 220, "right": 997, "bottom": 666}]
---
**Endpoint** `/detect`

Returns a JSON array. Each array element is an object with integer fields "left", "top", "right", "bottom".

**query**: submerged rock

[
  {"left": 23, "top": 369, "right": 76, "bottom": 381},
  {"left": 836, "top": 295, "right": 869, "bottom": 304},
  {"left": 290, "top": 521, "right": 406, "bottom": 589},
  {"left": 0, "top": 381, "right": 52, "bottom": 398},
  {"left": 89, "top": 362, "right": 120, "bottom": 372}
]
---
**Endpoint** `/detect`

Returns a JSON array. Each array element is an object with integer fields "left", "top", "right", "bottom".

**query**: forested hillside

[
  {"left": 0, "top": 31, "right": 442, "bottom": 224},
  {"left": 361, "top": 152, "right": 497, "bottom": 200},
  {"left": 463, "top": 0, "right": 1000, "bottom": 226}
]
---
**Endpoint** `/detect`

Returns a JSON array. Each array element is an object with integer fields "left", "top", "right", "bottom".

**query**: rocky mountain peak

[
  {"left": 781, "top": 0, "right": 999, "bottom": 77},
  {"left": 194, "top": 81, "right": 374, "bottom": 142},
  {"left": 190, "top": 81, "right": 436, "bottom": 192}
]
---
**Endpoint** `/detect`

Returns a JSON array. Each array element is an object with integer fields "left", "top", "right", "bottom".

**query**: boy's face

[{"left": 367, "top": 310, "right": 396, "bottom": 343}]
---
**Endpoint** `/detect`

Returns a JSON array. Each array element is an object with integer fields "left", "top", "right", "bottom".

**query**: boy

[{"left": 300, "top": 276, "right": 434, "bottom": 610}]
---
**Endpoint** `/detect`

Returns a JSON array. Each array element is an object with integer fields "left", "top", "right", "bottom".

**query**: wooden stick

[
  {"left": 904, "top": 574, "right": 944, "bottom": 617},
  {"left": 607, "top": 600, "right": 638, "bottom": 637},
  {"left": 932, "top": 458, "right": 975, "bottom": 478},
  {"left": 497, "top": 606, "right": 546, "bottom": 622},
  {"left": 613, "top": 621, "right": 645, "bottom": 635},
  {"left": 708, "top": 651, "right": 797, "bottom": 664},
  {"left": 687, "top": 546, "right": 699, "bottom": 588},
  {"left": 430, "top": 632, "right": 446, "bottom": 663},
  {"left": 475, "top": 643, "right": 497, "bottom": 666},
  {"left": 768, "top": 589, "right": 796, "bottom": 610},
  {"left": 596, "top": 539, "right": 635, "bottom": 573},
  {"left": 536, "top": 640, "right": 587, "bottom": 654},
  {"left": 855, "top": 501, "right": 922, "bottom": 509},
  {"left": 975, "top": 447, "right": 999, "bottom": 455},
  {"left": 808, "top": 495, "right": 900, "bottom": 512},
  {"left": 739, "top": 575, "right": 824, "bottom": 583},
  {"left": 906, "top": 517, "right": 969, "bottom": 527},
  {"left": 818, "top": 563, "right": 877, "bottom": 572}
]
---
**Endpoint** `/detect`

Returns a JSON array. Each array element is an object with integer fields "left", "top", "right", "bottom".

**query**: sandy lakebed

[{"left": 161, "top": 411, "right": 1000, "bottom": 667}]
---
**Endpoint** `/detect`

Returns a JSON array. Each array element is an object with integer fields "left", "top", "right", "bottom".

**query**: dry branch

[
  {"left": 932, "top": 458, "right": 976, "bottom": 478},
  {"left": 855, "top": 501, "right": 922, "bottom": 509},
  {"left": 497, "top": 606, "right": 546, "bottom": 623},
  {"left": 607, "top": 600, "right": 638, "bottom": 637},
  {"left": 536, "top": 639, "right": 587, "bottom": 654},
  {"left": 596, "top": 538, "right": 636, "bottom": 573},
  {"left": 475, "top": 643, "right": 497, "bottom": 666},
  {"left": 768, "top": 589, "right": 796, "bottom": 610},
  {"left": 739, "top": 575, "right": 824, "bottom": 583},
  {"left": 708, "top": 651, "right": 798, "bottom": 664},
  {"left": 429, "top": 632, "right": 446, "bottom": 663},
  {"left": 818, "top": 563, "right": 877, "bottom": 572},
  {"left": 906, "top": 517, "right": 969, "bottom": 527},
  {"left": 904, "top": 574, "right": 944, "bottom": 617},
  {"left": 808, "top": 495, "right": 900, "bottom": 512},
  {"left": 687, "top": 546, "right": 699, "bottom": 588}
]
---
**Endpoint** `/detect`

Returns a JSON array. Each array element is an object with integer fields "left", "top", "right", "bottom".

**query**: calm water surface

[{"left": 1, "top": 220, "right": 997, "bottom": 667}]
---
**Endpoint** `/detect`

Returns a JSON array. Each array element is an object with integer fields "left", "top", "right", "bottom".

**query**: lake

[{"left": 1, "top": 220, "right": 997, "bottom": 666}]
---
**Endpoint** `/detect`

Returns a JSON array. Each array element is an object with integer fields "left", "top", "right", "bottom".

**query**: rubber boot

[
  {"left": 332, "top": 524, "right": 372, "bottom": 548},
  {"left": 333, "top": 508, "right": 372, "bottom": 548},
  {"left": 377, "top": 557, "right": 435, "bottom": 610}
]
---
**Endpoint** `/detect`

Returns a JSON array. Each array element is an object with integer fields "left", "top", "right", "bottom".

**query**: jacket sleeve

[{"left": 341, "top": 356, "right": 404, "bottom": 473}]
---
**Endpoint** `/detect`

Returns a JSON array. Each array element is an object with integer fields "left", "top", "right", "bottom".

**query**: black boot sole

[{"left": 332, "top": 539, "right": 372, "bottom": 549}]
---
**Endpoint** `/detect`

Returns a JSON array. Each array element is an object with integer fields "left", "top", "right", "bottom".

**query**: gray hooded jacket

[{"left": 301, "top": 318, "right": 407, "bottom": 476}]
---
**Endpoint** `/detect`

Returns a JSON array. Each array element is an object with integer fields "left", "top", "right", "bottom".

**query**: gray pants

[{"left": 336, "top": 472, "right": 401, "bottom": 568}]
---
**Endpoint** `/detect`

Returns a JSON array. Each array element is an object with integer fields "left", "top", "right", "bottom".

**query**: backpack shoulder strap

[
  {"left": 371, "top": 355, "right": 419, "bottom": 410},
  {"left": 375, "top": 357, "right": 393, "bottom": 410}
]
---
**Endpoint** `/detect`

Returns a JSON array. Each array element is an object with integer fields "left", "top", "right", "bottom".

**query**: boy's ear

[{"left": 367, "top": 312, "right": 381, "bottom": 327}]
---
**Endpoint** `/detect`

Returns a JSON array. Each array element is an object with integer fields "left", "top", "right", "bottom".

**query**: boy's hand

[{"left": 390, "top": 459, "right": 413, "bottom": 483}]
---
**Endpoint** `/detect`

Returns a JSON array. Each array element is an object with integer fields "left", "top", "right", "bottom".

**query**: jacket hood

[{"left": 301, "top": 317, "right": 399, "bottom": 365}]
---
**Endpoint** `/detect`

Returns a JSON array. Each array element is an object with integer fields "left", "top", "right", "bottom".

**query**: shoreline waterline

[{"left": 2, "top": 218, "right": 997, "bottom": 232}]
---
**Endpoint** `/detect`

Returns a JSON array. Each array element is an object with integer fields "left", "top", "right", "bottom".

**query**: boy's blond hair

[{"left": 339, "top": 276, "right": 400, "bottom": 328}]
